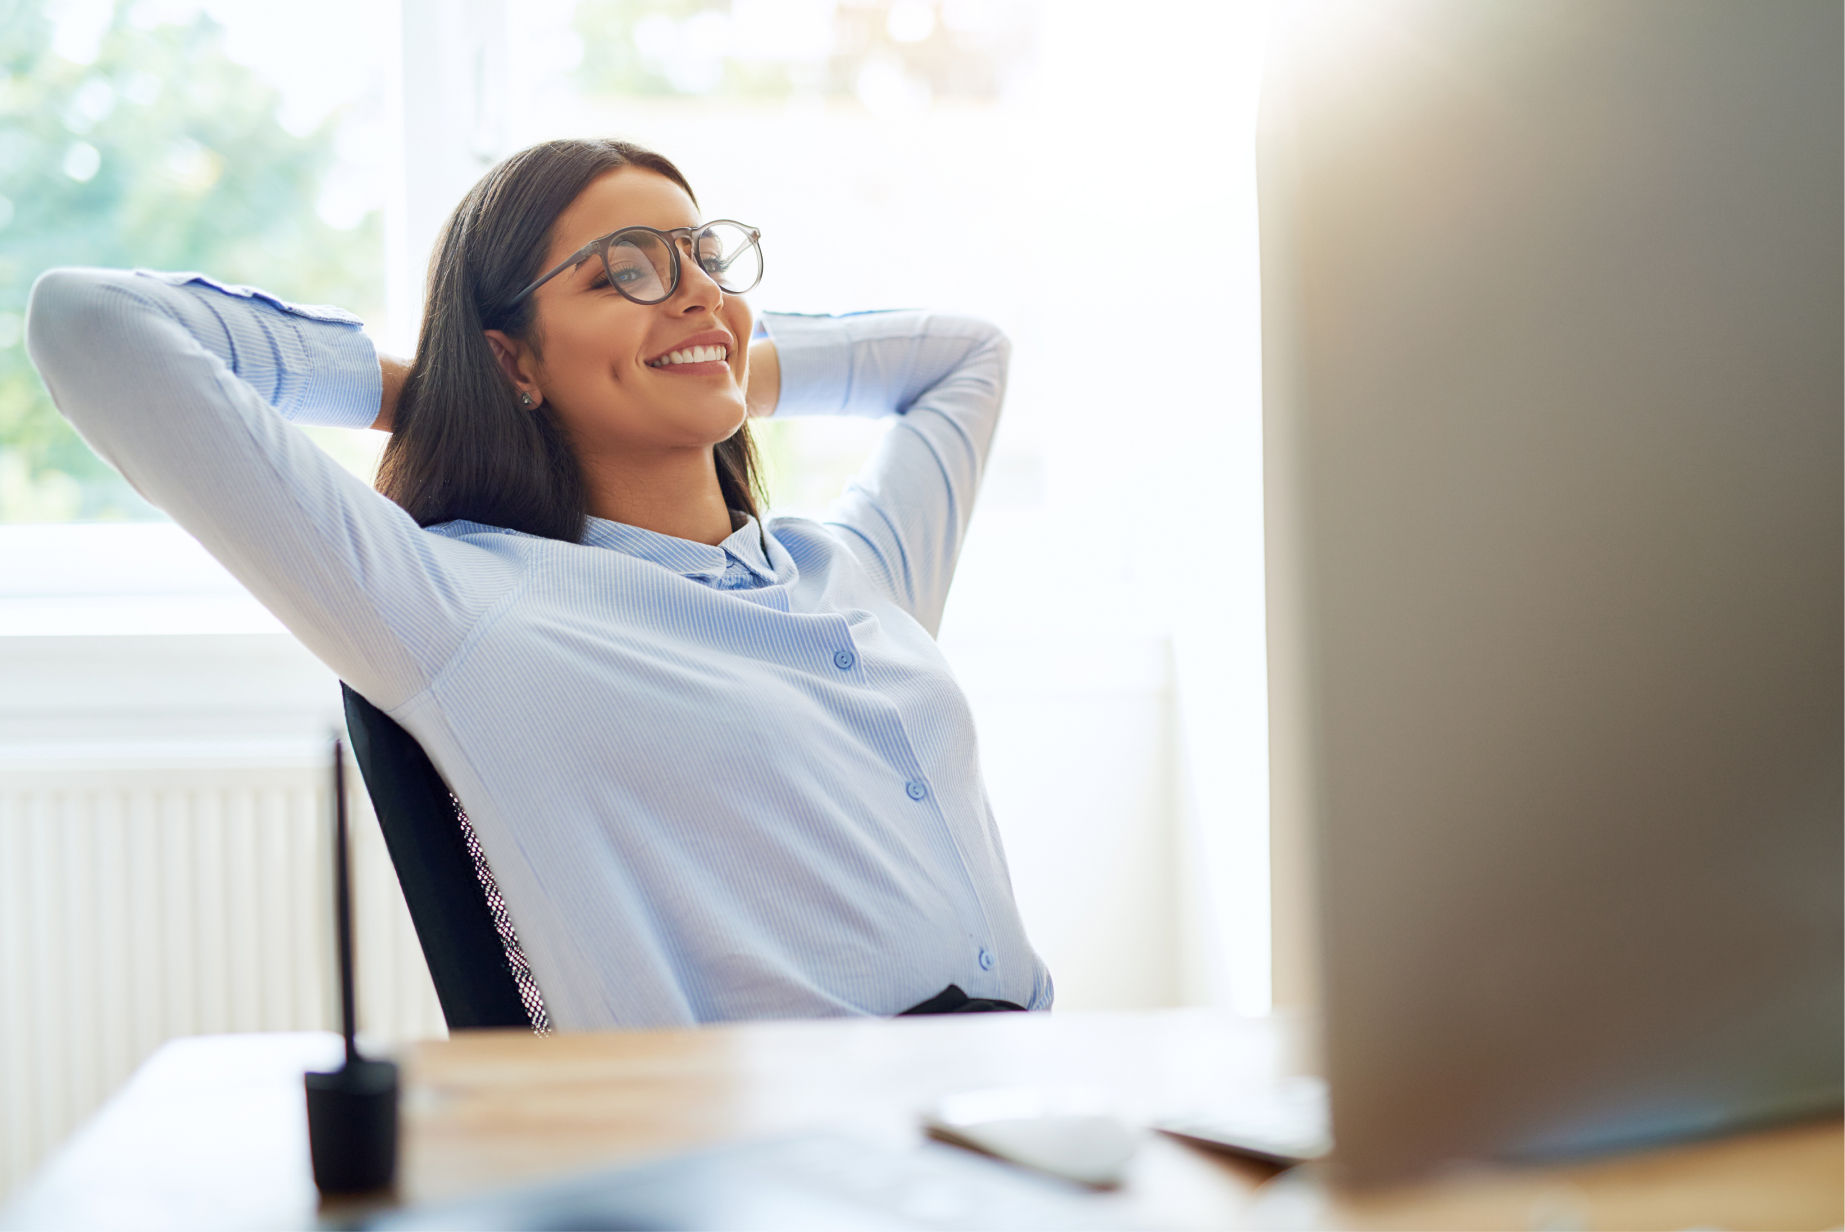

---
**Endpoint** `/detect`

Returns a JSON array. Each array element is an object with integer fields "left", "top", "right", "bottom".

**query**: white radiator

[{"left": 0, "top": 748, "right": 446, "bottom": 1203}]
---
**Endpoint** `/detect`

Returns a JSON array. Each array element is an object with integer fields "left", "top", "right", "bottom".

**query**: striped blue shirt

[{"left": 26, "top": 268, "right": 1051, "bottom": 1030}]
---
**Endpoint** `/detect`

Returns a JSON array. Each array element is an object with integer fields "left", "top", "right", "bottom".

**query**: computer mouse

[{"left": 923, "top": 1088, "right": 1139, "bottom": 1189}]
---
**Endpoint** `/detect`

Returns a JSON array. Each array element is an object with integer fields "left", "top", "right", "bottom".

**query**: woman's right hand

[
  {"left": 746, "top": 339, "right": 780, "bottom": 418},
  {"left": 373, "top": 354, "right": 410, "bottom": 433}
]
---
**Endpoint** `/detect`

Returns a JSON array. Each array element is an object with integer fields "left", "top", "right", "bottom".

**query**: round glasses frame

[{"left": 508, "top": 220, "right": 764, "bottom": 307}]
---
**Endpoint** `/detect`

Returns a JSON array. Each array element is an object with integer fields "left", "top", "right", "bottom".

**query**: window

[
  {"left": 398, "top": 0, "right": 1046, "bottom": 519},
  {"left": 1, "top": 0, "right": 391, "bottom": 520}
]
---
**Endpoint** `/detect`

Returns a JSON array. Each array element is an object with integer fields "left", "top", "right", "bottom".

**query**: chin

[{"left": 669, "top": 401, "right": 751, "bottom": 446}]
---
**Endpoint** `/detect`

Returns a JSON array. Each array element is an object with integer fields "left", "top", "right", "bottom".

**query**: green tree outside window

[
  {"left": 0, "top": 1, "right": 382, "bottom": 522},
  {"left": 571, "top": 0, "right": 1034, "bottom": 104}
]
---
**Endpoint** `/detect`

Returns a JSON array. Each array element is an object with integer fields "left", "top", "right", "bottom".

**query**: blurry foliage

[
  {"left": 573, "top": 0, "right": 1035, "bottom": 105},
  {"left": 574, "top": 0, "right": 733, "bottom": 98},
  {"left": 0, "top": 0, "right": 381, "bottom": 521}
]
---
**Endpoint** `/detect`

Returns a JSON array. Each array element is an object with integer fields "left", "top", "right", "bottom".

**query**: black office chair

[{"left": 340, "top": 684, "right": 550, "bottom": 1033}]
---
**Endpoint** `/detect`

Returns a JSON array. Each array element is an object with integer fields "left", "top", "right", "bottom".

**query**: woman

[{"left": 26, "top": 137, "right": 1050, "bottom": 1031}]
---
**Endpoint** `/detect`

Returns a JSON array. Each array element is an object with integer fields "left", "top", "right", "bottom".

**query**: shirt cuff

[
  {"left": 132, "top": 270, "right": 382, "bottom": 430},
  {"left": 305, "top": 312, "right": 384, "bottom": 430},
  {"left": 760, "top": 310, "right": 884, "bottom": 420}
]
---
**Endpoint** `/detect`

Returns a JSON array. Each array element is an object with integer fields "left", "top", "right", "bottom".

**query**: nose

[{"left": 669, "top": 244, "right": 724, "bottom": 315}]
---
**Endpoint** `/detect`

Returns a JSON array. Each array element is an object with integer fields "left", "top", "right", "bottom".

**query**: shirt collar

[{"left": 581, "top": 513, "right": 781, "bottom": 585}]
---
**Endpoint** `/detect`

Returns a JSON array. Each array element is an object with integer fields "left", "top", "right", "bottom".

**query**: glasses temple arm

[{"left": 510, "top": 238, "right": 608, "bottom": 305}]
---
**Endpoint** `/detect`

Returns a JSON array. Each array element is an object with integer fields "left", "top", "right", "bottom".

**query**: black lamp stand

[{"left": 304, "top": 735, "right": 399, "bottom": 1194}]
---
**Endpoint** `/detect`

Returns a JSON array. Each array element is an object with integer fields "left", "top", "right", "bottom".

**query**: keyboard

[{"left": 1155, "top": 1077, "right": 1332, "bottom": 1166}]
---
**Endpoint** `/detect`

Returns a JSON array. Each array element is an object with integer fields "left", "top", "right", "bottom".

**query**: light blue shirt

[{"left": 27, "top": 268, "right": 1052, "bottom": 1030}]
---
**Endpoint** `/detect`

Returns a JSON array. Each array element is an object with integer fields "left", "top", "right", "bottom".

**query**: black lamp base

[{"left": 305, "top": 1058, "right": 400, "bottom": 1194}]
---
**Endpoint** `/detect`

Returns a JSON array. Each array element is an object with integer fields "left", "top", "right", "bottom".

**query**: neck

[{"left": 579, "top": 444, "right": 737, "bottom": 546}]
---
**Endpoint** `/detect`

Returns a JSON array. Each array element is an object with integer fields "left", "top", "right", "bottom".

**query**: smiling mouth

[{"left": 648, "top": 344, "right": 730, "bottom": 368}]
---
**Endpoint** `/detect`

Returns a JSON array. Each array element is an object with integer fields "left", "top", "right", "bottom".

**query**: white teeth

[{"left": 650, "top": 344, "right": 728, "bottom": 367}]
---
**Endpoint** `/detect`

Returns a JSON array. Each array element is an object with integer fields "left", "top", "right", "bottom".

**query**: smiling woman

[
  {"left": 376, "top": 139, "right": 769, "bottom": 544},
  {"left": 25, "top": 133, "right": 1050, "bottom": 1032}
]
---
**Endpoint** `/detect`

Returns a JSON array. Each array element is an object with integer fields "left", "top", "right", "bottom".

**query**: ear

[{"left": 483, "top": 330, "right": 543, "bottom": 408}]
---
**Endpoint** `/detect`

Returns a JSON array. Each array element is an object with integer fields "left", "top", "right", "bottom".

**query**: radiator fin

[{"left": 0, "top": 759, "right": 446, "bottom": 1203}]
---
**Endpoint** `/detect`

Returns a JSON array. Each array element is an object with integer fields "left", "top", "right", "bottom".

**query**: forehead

[{"left": 545, "top": 167, "right": 699, "bottom": 264}]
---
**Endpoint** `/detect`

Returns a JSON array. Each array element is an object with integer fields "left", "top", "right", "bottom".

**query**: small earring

[{"left": 520, "top": 392, "right": 534, "bottom": 408}]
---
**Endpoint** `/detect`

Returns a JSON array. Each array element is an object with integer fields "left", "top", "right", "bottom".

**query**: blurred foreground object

[{"left": 1260, "top": 0, "right": 1843, "bottom": 1191}]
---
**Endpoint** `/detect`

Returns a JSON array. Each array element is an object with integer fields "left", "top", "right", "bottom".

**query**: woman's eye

[{"left": 589, "top": 266, "right": 643, "bottom": 291}]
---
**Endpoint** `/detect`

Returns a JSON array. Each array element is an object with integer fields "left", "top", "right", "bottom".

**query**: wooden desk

[{"left": 5, "top": 1010, "right": 1839, "bottom": 1231}]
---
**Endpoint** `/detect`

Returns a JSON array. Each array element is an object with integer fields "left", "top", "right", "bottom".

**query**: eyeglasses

[{"left": 509, "top": 220, "right": 764, "bottom": 307}]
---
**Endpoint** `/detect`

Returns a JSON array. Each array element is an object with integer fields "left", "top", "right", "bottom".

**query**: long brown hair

[{"left": 376, "top": 138, "right": 764, "bottom": 543}]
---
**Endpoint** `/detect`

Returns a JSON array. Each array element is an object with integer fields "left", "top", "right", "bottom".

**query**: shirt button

[
  {"left": 905, "top": 780, "right": 928, "bottom": 801},
  {"left": 833, "top": 649, "right": 856, "bottom": 670},
  {"left": 978, "top": 947, "right": 994, "bottom": 971}
]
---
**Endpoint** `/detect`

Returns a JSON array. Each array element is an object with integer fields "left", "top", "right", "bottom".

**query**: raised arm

[
  {"left": 25, "top": 268, "right": 514, "bottom": 709},
  {"left": 759, "top": 310, "right": 1009, "bottom": 635}
]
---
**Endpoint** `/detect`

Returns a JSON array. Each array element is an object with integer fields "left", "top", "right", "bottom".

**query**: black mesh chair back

[{"left": 340, "top": 684, "right": 550, "bottom": 1033}]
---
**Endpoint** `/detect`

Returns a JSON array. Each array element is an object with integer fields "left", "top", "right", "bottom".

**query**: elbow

[
  {"left": 28, "top": 267, "right": 133, "bottom": 350},
  {"left": 964, "top": 315, "right": 1011, "bottom": 386},
  {"left": 970, "top": 317, "right": 1009, "bottom": 363},
  {"left": 948, "top": 312, "right": 1008, "bottom": 352},
  {"left": 987, "top": 323, "right": 1012, "bottom": 370},
  {"left": 26, "top": 267, "right": 143, "bottom": 393},
  {"left": 29, "top": 266, "right": 104, "bottom": 331},
  {"left": 929, "top": 311, "right": 1011, "bottom": 373}
]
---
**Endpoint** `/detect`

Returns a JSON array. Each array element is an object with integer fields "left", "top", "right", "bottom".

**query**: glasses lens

[
  {"left": 694, "top": 222, "right": 763, "bottom": 294},
  {"left": 604, "top": 232, "right": 675, "bottom": 303}
]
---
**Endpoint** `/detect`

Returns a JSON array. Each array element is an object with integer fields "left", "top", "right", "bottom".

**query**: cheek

[
  {"left": 724, "top": 300, "right": 754, "bottom": 347},
  {"left": 546, "top": 315, "right": 648, "bottom": 389}
]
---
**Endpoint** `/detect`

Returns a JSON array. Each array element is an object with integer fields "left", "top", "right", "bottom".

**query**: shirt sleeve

[
  {"left": 25, "top": 267, "right": 519, "bottom": 710},
  {"left": 760, "top": 310, "right": 1009, "bottom": 635}
]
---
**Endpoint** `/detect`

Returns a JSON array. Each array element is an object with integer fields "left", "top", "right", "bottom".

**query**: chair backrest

[{"left": 340, "top": 684, "right": 548, "bottom": 1032}]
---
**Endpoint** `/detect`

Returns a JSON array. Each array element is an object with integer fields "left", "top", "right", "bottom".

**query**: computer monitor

[{"left": 1259, "top": 0, "right": 1843, "bottom": 1190}]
